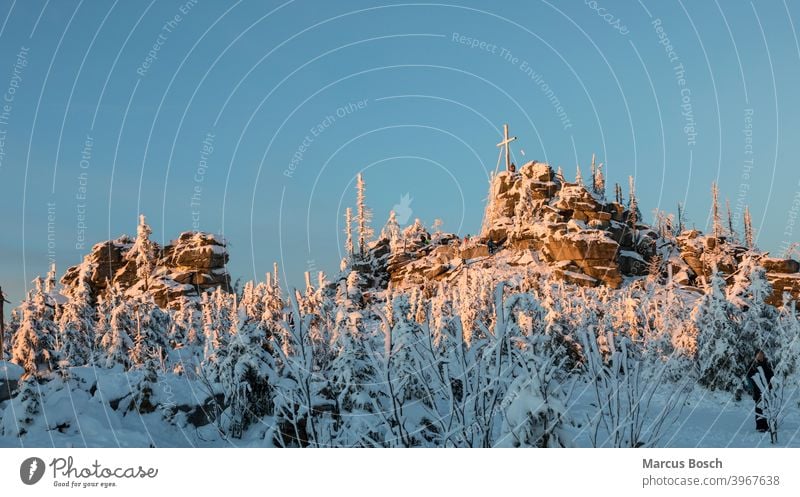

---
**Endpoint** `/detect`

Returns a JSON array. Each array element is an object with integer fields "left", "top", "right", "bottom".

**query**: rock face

[
  {"left": 373, "top": 160, "right": 800, "bottom": 306},
  {"left": 61, "top": 231, "right": 231, "bottom": 308},
  {"left": 477, "top": 162, "right": 632, "bottom": 288},
  {"left": 762, "top": 257, "right": 800, "bottom": 274}
]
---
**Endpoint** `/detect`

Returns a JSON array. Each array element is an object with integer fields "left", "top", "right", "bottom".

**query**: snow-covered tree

[
  {"left": 98, "top": 284, "right": 134, "bottom": 369},
  {"left": 728, "top": 256, "right": 776, "bottom": 354},
  {"left": 775, "top": 298, "right": 800, "bottom": 384},
  {"left": 128, "top": 357, "right": 159, "bottom": 414},
  {"left": 365, "top": 293, "right": 432, "bottom": 446},
  {"left": 130, "top": 295, "right": 169, "bottom": 368},
  {"left": 219, "top": 307, "right": 272, "bottom": 438},
  {"left": 11, "top": 278, "right": 58, "bottom": 378},
  {"left": 590, "top": 154, "right": 605, "bottom": 198},
  {"left": 693, "top": 272, "right": 746, "bottom": 393},
  {"left": 356, "top": 173, "right": 374, "bottom": 257},
  {"left": 539, "top": 280, "right": 582, "bottom": 367},
  {"left": 271, "top": 294, "right": 330, "bottom": 447},
  {"left": 127, "top": 214, "right": 157, "bottom": 290},
  {"left": 628, "top": 175, "right": 640, "bottom": 229},
  {"left": 201, "top": 290, "right": 230, "bottom": 383},
  {"left": 171, "top": 296, "right": 201, "bottom": 348},
  {"left": 344, "top": 207, "right": 354, "bottom": 258},
  {"left": 711, "top": 182, "right": 722, "bottom": 239},
  {"left": 744, "top": 206, "right": 754, "bottom": 248},
  {"left": 0, "top": 376, "right": 41, "bottom": 437},
  {"left": 497, "top": 292, "right": 571, "bottom": 448},
  {"left": 380, "top": 210, "right": 403, "bottom": 252},
  {"left": 12, "top": 301, "right": 54, "bottom": 379},
  {"left": 747, "top": 298, "right": 800, "bottom": 445},
  {"left": 345, "top": 271, "right": 364, "bottom": 309},
  {"left": 45, "top": 263, "right": 57, "bottom": 294},
  {"left": 580, "top": 329, "right": 690, "bottom": 447},
  {"left": 387, "top": 295, "right": 425, "bottom": 403},
  {"left": 498, "top": 353, "right": 572, "bottom": 448},
  {"left": 328, "top": 304, "right": 378, "bottom": 445},
  {"left": 57, "top": 262, "right": 95, "bottom": 366},
  {"left": 0, "top": 304, "right": 16, "bottom": 360},
  {"left": 575, "top": 165, "right": 583, "bottom": 185},
  {"left": 726, "top": 199, "right": 736, "bottom": 241},
  {"left": 676, "top": 202, "right": 685, "bottom": 233}
]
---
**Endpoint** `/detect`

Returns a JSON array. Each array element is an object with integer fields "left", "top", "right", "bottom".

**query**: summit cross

[{"left": 496, "top": 124, "right": 517, "bottom": 171}]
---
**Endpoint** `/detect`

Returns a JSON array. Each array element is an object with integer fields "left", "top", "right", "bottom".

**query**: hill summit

[{"left": 366, "top": 160, "right": 800, "bottom": 306}]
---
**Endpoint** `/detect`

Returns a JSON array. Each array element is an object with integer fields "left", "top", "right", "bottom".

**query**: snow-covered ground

[
  {"left": 566, "top": 386, "right": 800, "bottom": 448},
  {"left": 2, "top": 370, "right": 797, "bottom": 448}
]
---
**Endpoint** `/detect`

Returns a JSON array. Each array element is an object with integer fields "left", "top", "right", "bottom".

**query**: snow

[
  {"left": 2, "top": 365, "right": 797, "bottom": 448},
  {"left": 620, "top": 250, "right": 645, "bottom": 262},
  {"left": 559, "top": 184, "right": 589, "bottom": 200},
  {"left": 565, "top": 230, "right": 612, "bottom": 242},
  {"left": 566, "top": 386, "right": 800, "bottom": 448},
  {"left": 567, "top": 219, "right": 588, "bottom": 231},
  {"left": 0, "top": 361, "right": 24, "bottom": 382},
  {"left": 561, "top": 270, "right": 596, "bottom": 282}
]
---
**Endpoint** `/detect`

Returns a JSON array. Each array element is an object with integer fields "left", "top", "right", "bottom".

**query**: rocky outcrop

[
  {"left": 61, "top": 231, "right": 231, "bottom": 308},
  {"left": 767, "top": 272, "right": 800, "bottom": 305},
  {"left": 478, "top": 162, "right": 633, "bottom": 287},
  {"left": 672, "top": 230, "right": 800, "bottom": 305},
  {"left": 377, "top": 162, "right": 628, "bottom": 289},
  {"left": 762, "top": 257, "right": 800, "bottom": 274},
  {"left": 373, "top": 159, "right": 800, "bottom": 306}
]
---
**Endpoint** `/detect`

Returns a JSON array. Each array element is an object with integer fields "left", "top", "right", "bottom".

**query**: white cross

[{"left": 496, "top": 123, "right": 517, "bottom": 171}]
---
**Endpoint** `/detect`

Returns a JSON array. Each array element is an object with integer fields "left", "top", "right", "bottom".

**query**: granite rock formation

[
  {"left": 370, "top": 161, "right": 800, "bottom": 305},
  {"left": 61, "top": 231, "right": 230, "bottom": 308}
]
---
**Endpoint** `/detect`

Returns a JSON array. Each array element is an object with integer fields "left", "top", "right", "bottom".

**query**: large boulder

[
  {"left": 460, "top": 244, "right": 490, "bottom": 260},
  {"left": 166, "top": 232, "right": 228, "bottom": 269},
  {"left": 619, "top": 250, "right": 648, "bottom": 276},
  {"left": 425, "top": 263, "right": 451, "bottom": 280},
  {"left": 680, "top": 249, "right": 704, "bottom": 279},
  {"left": 580, "top": 263, "right": 623, "bottom": 288},
  {"left": 519, "top": 161, "right": 554, "bottom": 182},
  {"left": 766, "top": 273, "right": 800, "bottom": 306},
  {"left": 60, "top": 237, "right": 132, "bottom": 292},
  {"left": 530, "top": 182, "right": 559, "bottom": 200},
  {"left": 550, "top": 185, "right": 602, "bottom": 213},
  {"left": 762, "top": 257, "right": 800, "bottom": 274},
  {"left": 543, "top": 231, "right": 619, "bottom": 262}
]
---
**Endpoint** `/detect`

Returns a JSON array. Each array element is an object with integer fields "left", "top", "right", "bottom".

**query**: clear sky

[{"left": 1, "top": 0, "right": 799, "bottom": 304}]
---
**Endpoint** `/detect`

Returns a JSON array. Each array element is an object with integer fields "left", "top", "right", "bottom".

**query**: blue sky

[{"left": 1, "top": 0, "right": 799, "bottom": 303}]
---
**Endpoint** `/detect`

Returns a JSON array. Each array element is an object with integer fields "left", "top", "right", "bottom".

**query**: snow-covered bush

[{"left": 580, "top": 329, "right": 690, "bottom": 448}]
